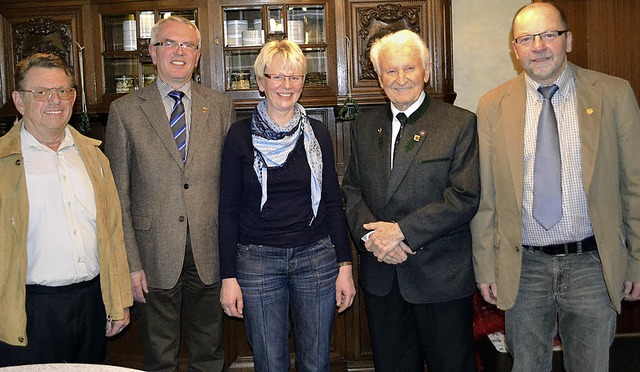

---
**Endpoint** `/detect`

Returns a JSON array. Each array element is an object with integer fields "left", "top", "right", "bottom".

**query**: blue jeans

[
  {"left": 237, "top": 236, "right": 338, "bottom": 372},
  {"left": 506, "top": 248, "right": 616, "bottom": 372}
]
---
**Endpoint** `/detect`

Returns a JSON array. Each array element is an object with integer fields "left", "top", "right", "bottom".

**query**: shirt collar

[
  {"left": 21, "top": 124, "right": 75, "bottom": 152},
  {"left": 156, "top": 77, "right": 192, "bottom": 101},
  {"left": 391, "top": 91, "right": 426, "bottom": 118},
  {"left": 525, "top": 63, "right": 574, "bottom": 99}
]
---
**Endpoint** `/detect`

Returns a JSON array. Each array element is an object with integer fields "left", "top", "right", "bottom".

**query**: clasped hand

[{"left": 363, "top": 221, "right": 414, "bottom": 264}]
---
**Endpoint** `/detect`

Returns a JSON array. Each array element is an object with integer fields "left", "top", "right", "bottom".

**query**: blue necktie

[
  {"left": 533, "top": 84, "right": 561, "bottom": 229},
  {"left": 168, "top": 90, "right": 187, "bottom": 163}
]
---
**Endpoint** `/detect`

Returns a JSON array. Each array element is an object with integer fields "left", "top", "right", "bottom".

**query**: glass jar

[
  {"left": 230, "top": 70, "right": 251, "bottom": 90},
  {"left": 116, "top": 75, "right": 135, "bottom": 93}
]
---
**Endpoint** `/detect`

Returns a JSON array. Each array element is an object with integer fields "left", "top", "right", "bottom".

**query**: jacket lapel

[
  {"left": 385, "top": 98, "right": 431, "bottom": 203},
  {"left": 502, "top": 76, "right": 527, "bottom": 212},
  {"left": 185, "top": 85, "right": 210, "bottom": 168},
  {"left": 573, "top": 65, "right": 602, "bottom": 194},
  {"left": 140, "top": 86, "right": 185, "bottom": 167}
]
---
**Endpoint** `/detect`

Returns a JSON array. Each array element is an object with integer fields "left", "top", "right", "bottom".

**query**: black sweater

[{"left": 218, "top": 116, "right": 351, "bottom": 278}]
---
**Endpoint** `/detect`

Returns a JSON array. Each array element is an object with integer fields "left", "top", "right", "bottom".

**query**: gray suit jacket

[
  {"left": 343, "top": 96, "right": 480, "bottom": 303},
  {"left": 472, "top": 63, "right": 640, "bottom": 312},
  {"left": 105, "top": 82, "right": 236, "bottom": 289}
]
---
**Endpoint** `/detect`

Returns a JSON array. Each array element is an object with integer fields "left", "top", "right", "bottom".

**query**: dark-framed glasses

[
  {"left": 513, "top": 30, "right": 569, "bottom": 46},
  {"left": 20, "top": 87, "right": 75, "bottom": 101},
  {"left": 263, "top": 73, "right": 305, "bottom": 85},
  {"left": 153, "top": 40, "right": 199, "bottom": 52}
]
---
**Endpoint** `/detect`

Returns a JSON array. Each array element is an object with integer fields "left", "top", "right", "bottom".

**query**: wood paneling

[{"left": 546, "top": 0, "right": 640, "bottom": 105}]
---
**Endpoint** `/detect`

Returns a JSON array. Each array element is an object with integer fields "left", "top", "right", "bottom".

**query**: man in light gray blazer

[
  {"left": 105, "top": 16, "right": 235, "bottom": 371},
  {"left": 472, "top": 3, "right": 640, "bottom": 371},
  {"left": 343, "top": 30, "right": 479, "bottom": 372}
]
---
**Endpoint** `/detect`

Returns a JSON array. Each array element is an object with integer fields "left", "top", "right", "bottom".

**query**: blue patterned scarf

[{"left": 251, "top": 100, "right": 323, "bottom": 223}]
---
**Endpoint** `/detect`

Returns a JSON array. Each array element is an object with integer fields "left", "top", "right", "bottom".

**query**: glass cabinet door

[
  {"left": 221, "top": 3, "right": 331, "bottom": 99},
  {"left": 101, "top": 13, "right": 140, "bottom": 95},
  {"left": 98, "top": 9, "right": 198, "bottom": 101}
]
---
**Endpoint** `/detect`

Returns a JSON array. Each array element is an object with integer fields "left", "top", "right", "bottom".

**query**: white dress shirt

[{"left": 21, "top": 125, "right": 99, "bottom": 286}]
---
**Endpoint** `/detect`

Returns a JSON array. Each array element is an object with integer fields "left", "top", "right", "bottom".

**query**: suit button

[
  {"left": 178, "top": 216, "right": 185, "bottom": 222},
  {"left": 515, "top": 246, "right": 520, "bottom": 252},
  {"left": 184, "top": 183, "right": 189, "bottom": 189},
  {"left": 18, "top": 336, "right": 25, "bottom": 343}
]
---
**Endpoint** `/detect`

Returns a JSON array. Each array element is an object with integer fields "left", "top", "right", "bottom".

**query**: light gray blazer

[
  {"left": 105, "top": 82, "right": 236, "bottom": 289},
  {"left": 472, "top": 63, "right": 640, "bottom": 312}
]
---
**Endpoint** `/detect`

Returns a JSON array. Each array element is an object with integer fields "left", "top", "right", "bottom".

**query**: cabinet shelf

[{"left": 216, "top": 1, "right": 335, "bottom": 102}]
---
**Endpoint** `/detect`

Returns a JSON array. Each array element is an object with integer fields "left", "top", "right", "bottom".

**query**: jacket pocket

[{"left": 421, "top": 157, "right": 450, "bottom": 164}]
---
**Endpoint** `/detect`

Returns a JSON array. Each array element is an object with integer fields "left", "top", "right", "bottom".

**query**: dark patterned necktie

[
  {"left": 533, "top": 84, "right": 561, "bottom": 229},
  {"left": 168, "top": 90, "right": 187, "bottom": 163},
  {"left": 393, "top": 112, "right": 408, "bottom": 167}
]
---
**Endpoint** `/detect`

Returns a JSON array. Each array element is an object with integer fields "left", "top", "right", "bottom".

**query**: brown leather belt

[{"left": 524, "top": 236, "right": 597, "bottom": 256}]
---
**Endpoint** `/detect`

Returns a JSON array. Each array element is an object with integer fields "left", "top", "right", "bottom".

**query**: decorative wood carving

[
  {"left": 357, "top": 3, "right": 421, "bottom": 80},
  {"left": 13, "top": 17, "right": 73, "bottom": 68}
]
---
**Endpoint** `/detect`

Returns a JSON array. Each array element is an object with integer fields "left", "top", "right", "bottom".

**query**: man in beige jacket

[
  {"left": 472, "top": 3, "right": 640, "bottom": 372},
  {"left": 0, "top": 53, "right": 132, "bottom": 366}
]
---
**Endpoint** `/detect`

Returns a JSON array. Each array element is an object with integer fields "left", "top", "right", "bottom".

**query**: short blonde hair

[
  {"left": 254, "top": 39, "right": 307, "bottom": 79},
  {"left": 370, "top": 29, "right": 430, "bottom": 74}
]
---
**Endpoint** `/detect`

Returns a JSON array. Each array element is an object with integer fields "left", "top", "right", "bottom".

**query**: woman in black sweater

[{"left": 218, "top": 39, "right": 355, "bottom": 372}]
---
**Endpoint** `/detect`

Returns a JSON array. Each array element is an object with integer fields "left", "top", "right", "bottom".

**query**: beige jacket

[
  {"left": 472, "top": 64, "right": 640, "bottom": 312},
  {"left": 0, "top": 121, "right": 133, "bottom": 346}
]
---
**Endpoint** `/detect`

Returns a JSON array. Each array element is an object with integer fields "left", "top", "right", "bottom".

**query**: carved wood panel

[
  {"left": 356, "top": 3, "right": 421, "bottom": 81},
  {"left": 13, "top": 17, "right": 74, "bottom": 70},
  {"left": 344, "top": 0, "right": 454, "bottom": 104},
  {"left": 1, "top": 7, "right": 82, "bottom": 103}
]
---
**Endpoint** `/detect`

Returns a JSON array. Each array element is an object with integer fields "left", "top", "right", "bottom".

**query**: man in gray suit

[
  {"left": 105, "top": 16, "right": 236, "bottom": 371},
  {"left": 342, "top": 30, "right": 479, "bottom": 372}
]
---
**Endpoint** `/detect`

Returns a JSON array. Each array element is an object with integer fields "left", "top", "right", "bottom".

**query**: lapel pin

[
  {"left": 202, "top": 107, "right": 209, "bottom": 113},
  {"left": 377, "top": 127, "right": 382, "bottom": 133},
  {"left": 419, "top": 130, "right": 426, "bottom": 136},
  {"left": 586, "top": 108, "right": 594, "bottom": 115},
  {"left": 413, "top": 134, "right": 421, "bottom": 142}
]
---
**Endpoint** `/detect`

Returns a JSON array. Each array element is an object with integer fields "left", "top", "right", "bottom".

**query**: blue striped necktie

[
  {"left": 533, "top": 84, "right": 561, "bottom": 229},
  {"left": 168, "top": 90, "right": 187, "bottom": 163}
]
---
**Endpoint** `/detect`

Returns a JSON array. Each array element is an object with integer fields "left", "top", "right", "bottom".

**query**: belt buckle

[{"left": 576, "top": 240, "right": 583, "bottom": 254}]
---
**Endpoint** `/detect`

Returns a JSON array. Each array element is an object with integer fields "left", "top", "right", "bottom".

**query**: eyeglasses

[
  {"left": 263, "top": 73, "right": 305, "bottom": 85},
  {"left": 20, "top": 87, "right": 75, "bottom": 101},
  {"left": 153, "top": 40, "right": 199, "bottom": 52},
  {"left": 513, "top": 30, "right": 569, "bottom": 46}
]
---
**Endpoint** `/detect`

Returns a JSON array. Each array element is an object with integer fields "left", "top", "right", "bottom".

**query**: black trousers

[
  {"left": 364, "top": 273, "right": 476, "bottom": 372},
  {"left": 0, "top": 275, "right": 106, "bottom": 367}
]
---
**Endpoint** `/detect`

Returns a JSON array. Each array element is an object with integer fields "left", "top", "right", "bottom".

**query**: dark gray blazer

[
  {"left": 105, "top": 82, "right": 236, "bottom": 289},
  {"left": 343, "top": 96, "right": 479, "bottom": 303}
]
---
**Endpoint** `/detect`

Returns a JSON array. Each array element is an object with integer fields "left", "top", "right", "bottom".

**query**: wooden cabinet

[{"left": 0, "top": 0, "right": 454, "bottom": 115}]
